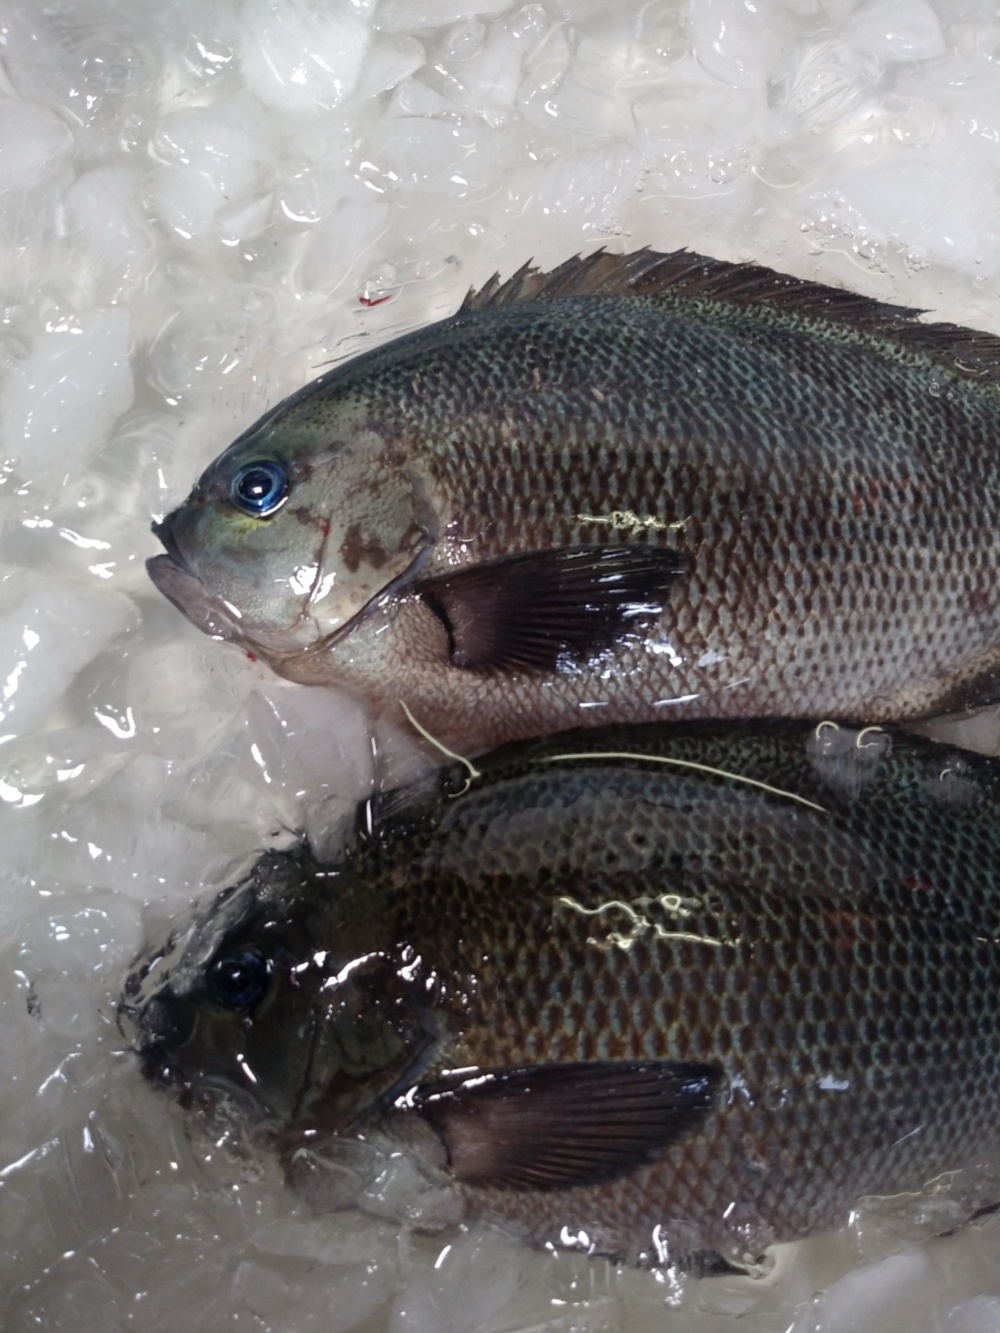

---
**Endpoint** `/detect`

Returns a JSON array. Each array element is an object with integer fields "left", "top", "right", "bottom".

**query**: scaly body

[
  {"left": 123, "top": 721, "right": 1000, "bottom": 1263},
  {"left": 149, "top": 251, "right": 1000, "bottom": 749}
]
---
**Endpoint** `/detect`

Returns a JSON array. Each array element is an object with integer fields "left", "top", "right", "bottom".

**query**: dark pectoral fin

[
  {"left": 417, "top": 546, "right": 685, "bottom": 675},
  {"left": 413, "top": 1059, "right": 721, "bottom": 1191}
]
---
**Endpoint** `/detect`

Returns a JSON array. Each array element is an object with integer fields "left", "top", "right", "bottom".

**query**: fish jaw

[
  {"left": 146, "top": 553, "right": 247, "bottom": 644},
  {"left": 146, "top": 487, "right": 333, "bottom": 658},
  {"left": 121, "top": 850, "right": 446, "bottom": 1145},
  {"left": 147, "top": 413, "right": 443, "bottom": 664}
]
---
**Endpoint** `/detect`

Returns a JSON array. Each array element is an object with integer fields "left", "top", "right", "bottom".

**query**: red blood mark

[
  {"left": 902, "top": 874, "right": 933, "bottom": 894},
  {"left": 246, "top": 651, "right": 258, "bottom": 662},
  {"left": 359, "top": 292, "right": 392, "bottom": 308},
  {"left": 848, "top": 475, "right": 919, "bottom": 517},
  {"left": 851, "top": 478, "right": 888, "bottom": 516},
  {"left": 969, "top": 585, "right": 993, "bottom": 616},
  {"left": 823, "top": 908, "right": 876, "bottom": 951}
]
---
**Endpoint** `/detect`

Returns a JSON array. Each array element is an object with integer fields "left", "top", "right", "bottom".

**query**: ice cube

[
  {"left": 845, "top": 0, "right": 947, "bottom": 64},
  {"left": 239, "top": 0, "right": 371, "bottom": 115},
  {"left": 376, "top": 0, "right": 513, "bottom": 36},
  {"left": 0, "top": 99, "right": 74, "bottom": 194},
  {"left": 63, "top": 167, "right": 155, "bottom": 304},
  {"left": 690, "top": 0, "right": 789, "bottom": 91},
  {"left": 805, "top": 1248, "right": 937, "bottom": 1333},
  {"left": 938, "top": 1296, "right": 1000, "bottom": 1333},
  {"left": 1, "top": 309, "right": 135, "bottom": 487},
  {"left": 148, "top": 101, "right": 275, "bottom": 245},
  {"left": 0, "top": 584, "right": 137, "bottom": 742}
]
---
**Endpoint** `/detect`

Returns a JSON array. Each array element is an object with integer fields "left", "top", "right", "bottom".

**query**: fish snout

[
  {"left": 119, "top": 987, "right": 198, "bottom": 1089},
  {"left": 150, "top": 509, "right": 192, "bottom": 570}
]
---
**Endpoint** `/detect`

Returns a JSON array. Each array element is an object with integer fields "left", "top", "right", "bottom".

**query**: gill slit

[{"left": 303, "top": 516, "right": 333, "bottom": 631}]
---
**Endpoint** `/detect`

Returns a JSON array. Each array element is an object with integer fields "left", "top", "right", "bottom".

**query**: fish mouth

[
  {"left": 146, "top": 551, "right": 245, "bottom": 643},
  {"left": 146, "top": 512, "right": 332, "bottom": 657},
  {"left": 119, "top": 985, "right": 195, "bottom": 1065},
  {"left": 151, "top": 511, "right": 189, "bottom": 571},
  {"left": 121, "top": 997, "right": 268, "bottom": 1123},
  {"left": 147, "top": 509, "right": 244, "bottom": 642}
]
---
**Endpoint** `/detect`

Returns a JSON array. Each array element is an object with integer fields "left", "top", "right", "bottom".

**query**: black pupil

[
  {"left": 208, "top": 950, "right": 269, "bottom": 1008},
  {"left": 233, "top": 462, "right": 285, "bottom": 513}
]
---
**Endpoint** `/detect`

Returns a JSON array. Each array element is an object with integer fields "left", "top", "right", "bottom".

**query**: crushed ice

[{"left": 3, "top": 0, "right": 1000, "bottom": 1329}]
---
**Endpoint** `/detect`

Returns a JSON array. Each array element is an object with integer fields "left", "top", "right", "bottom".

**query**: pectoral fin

[
  {"left": 412, "top": 1059, "right": 721, "bottom": 1191},
  {"left": 417, "top": 546, "right": 686, "bottom": 675}
]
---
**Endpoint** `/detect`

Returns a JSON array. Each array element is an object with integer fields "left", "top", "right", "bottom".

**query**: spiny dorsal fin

[{"left": 461, "top": 248, "right": 1000, "bottom": 383}]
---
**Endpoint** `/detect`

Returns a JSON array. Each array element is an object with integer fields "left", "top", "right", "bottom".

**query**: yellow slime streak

[
  {"left": 398, "top": 699, "right": 482, "bottom": 790},
  {"left": 541, "top": 750, "right": 828, "bottom": 814}
]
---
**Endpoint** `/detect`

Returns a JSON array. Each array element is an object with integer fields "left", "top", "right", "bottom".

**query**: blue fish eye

[
  {"left": 230, "top": 460, "right": 289, "bottom": 517},
  {"left": 208, "top": 949, "right": 270, "bottom": 1009}
]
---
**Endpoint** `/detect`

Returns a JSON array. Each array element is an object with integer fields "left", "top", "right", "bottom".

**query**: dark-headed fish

[
  {"left": 148, "top": 250, "right": 1000, "bottom": 749},
  {"left": 121, "top": 721, "right": 1000, "bottom": 1264}
]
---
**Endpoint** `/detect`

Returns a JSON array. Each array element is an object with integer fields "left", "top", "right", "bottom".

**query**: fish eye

[
  {"left": 208, "top": 948, "right": 270, "bottom": 1009},
  {"left": 229, "top": 460, "right": 289, "bottom": 517}
]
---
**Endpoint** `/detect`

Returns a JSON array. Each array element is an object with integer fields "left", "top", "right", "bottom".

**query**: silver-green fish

[
  {"left": 148, "top": 250, "right": 1000, "bottom": 750},
  {"left": 120, "top": 721, "right": 1000, "bottom": 1265}
]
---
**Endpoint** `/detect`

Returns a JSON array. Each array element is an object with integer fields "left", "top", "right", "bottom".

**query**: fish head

[
  {"left": 147, "top": 402, "right": 439, "bottom": 664},
  {"left": 119, "top": 850, "right": 438, "bottom": 1138}
]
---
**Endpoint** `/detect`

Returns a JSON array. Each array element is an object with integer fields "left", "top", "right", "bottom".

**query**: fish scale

[
  {"left": 148, "top": 250, "right": 1000, "bottom": 748},
  {"left": 123, "top": 721, "right": 1000, "bottom": 1265}
]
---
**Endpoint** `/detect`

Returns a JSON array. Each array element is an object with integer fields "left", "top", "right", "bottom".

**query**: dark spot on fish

[
  {"left": 340, "top": 522, "right": 389, "bottom": 573},
  {"left": 969, "top": 584, "right": 993, "bottom": 616},
  {"left": 823, "top": 909, "right": 876, "bottom": 952},
  {"left": 902, "top": 873, "right": 934, "bottom": 893},
  {"left": 377, "top": 444, "right": 408, "bottom": 470},
  {"left": 290, "top": 505, "right": 323, "bottom": 529},
  {"left": 26, "top": 985, "right": 40, "bottom": 1018}
]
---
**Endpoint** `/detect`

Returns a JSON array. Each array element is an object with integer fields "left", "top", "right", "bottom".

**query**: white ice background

[{"left": 3, "top": 0, "right": 1000, "bottom": 1328}]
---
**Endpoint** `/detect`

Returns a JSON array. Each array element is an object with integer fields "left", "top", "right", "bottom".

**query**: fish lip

[
  {"left": 116, "top": 1000, "right": 142, "bottom": 1050},
  {"left": 128, "top": 1023, "right": 267, "bottom": 1122},
  {"left": 145, "top": 505, "right": 336, "bottom": 658},
  {"left": 187, "top": 1074, "right": 267, "bottom": 1120},
  {"left": 146, "top": 552, "right": 245, "bottom": 644},
  {"left": 142, "top": 1055, "right": 268, "bottom": 1125},
  {"left": 136, "top": 1040, "right": 183, "bottom": 1090},
  {"left": 151, "top": 510, "right": 193, "bottom": 575}
]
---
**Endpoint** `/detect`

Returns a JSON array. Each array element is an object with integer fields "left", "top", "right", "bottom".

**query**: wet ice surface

[{"left": 4, "top": 0, "right": 1000, "bottom": 1327}]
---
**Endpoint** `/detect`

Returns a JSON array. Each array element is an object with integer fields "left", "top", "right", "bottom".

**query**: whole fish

[
  {"left": 147, "top": 250, "right": 1000, "bottom": 749},
  {"left": 121, "top": 721, "right": 1000, "bottom": 1264}
]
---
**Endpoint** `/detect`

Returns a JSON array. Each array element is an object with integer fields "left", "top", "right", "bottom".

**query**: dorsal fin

[{"left": 460, "top": 248, "right": 1000, "bottom": 383}]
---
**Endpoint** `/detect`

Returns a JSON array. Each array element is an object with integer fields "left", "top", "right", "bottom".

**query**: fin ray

[
  {"left": 462, "top": 248, "right": 1000, "bottom": 382},
  {"left": 418, "top": 545, "right": 685, "bottom": 675},
  {"left": 413, "top": 1059, "right": 722, "bottom": 1191}
]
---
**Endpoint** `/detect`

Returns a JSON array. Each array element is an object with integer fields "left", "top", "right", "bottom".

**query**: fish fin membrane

[
  {"left": 417, "top": 545, "right": 686, "bottom": 675},
  {"left": 462, "top": 249, "right": 1000, "bottom": 381},
  {"left": 413, "top": 1059, "right": 721, "bottom": 1191}
]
